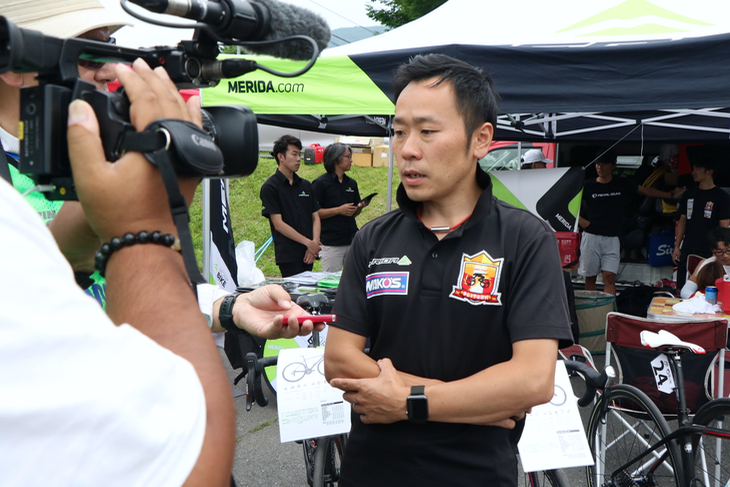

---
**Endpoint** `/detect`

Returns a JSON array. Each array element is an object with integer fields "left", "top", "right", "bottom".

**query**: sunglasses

[{"left": 77, "top": 37, "right": 116, "bottom": 70}]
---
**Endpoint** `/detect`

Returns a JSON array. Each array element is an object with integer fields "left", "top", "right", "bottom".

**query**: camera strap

[
  {"left": 0, "top": 148, "right": 13, "bottom": 185},
  {"left": 119, "top": 119, "right": 225, "bottom": 288}
]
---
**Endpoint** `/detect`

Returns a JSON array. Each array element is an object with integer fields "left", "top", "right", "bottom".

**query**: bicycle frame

[{"left": 602, "top": 347, "right": 730, "bottom": 487}]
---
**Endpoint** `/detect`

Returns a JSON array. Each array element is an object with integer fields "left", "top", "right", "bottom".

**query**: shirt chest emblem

[
  {"left": 365, "top": 272, "right": 409, "bottom": 299},
  {"left": 449, "top": 251, "right": 503, "bottom": 306}
]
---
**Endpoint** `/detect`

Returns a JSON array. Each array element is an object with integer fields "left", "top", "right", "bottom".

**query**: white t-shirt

[{"left": 0, "top": 179, "right": 206, "bottom": 486}]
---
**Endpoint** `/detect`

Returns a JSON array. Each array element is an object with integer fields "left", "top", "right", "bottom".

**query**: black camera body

[{"left": 0, "top": 16, "right": 260, "bottom": 200}]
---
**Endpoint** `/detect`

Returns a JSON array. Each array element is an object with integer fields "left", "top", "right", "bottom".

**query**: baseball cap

[
  {"left": 1, "top": 0, "right": 130, "bottom": 39},
  {"left": 522, "top": 149, "right": 552, "bottom": 166}
]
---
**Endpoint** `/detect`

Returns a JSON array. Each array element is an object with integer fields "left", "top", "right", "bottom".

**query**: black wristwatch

[
  {"left": 406, "top": 385, "right": 429, "bottom": 424},
  {"left": 218, "top": 291, "right": 249, "bottom": 335}
]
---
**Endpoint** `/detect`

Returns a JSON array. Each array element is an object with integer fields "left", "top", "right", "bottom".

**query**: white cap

[
  {"left": 1, "top": 0, "right": 129, "bottom": 39},
  {"left": 522, "top": 148, "right": 552, "bottom": 166}
]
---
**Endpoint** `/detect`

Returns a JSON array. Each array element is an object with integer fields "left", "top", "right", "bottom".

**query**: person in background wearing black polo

[
  {"left": 323, "top": 54, "right": 574, "bottom": 487},
  {"left": 312, "top": 143, "right": 370, "bottom": 272},
  {"left": 260, "top": 135, "right": 321, "bottom": 277}
]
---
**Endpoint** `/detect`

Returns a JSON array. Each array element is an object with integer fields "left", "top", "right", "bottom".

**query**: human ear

[{"left": 472, "top": 122, "right": 494, "bottom": 160}]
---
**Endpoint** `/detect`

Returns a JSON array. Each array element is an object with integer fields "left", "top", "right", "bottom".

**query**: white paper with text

[{"left": 276, "top": 347, "right": 351, "bottom": 442}]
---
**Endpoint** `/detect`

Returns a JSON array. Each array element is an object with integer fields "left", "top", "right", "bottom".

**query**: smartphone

[
  {"left": 359, "top": 192, "right": 378, "bottom": 205},
  {"left": 296, "top": 314, "right": 337, "bottom": 324}
]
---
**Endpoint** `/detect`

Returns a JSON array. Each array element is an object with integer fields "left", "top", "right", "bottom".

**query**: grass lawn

[{"left": 189, "top": 156, "right": 400, "bottom": 279}]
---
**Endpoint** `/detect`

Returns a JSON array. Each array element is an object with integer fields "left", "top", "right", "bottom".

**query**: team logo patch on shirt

[
  {"left": 368, "top": 256, "right": 412, "bottom": 267},
  {"left": 366, "top": 272, "right": 409, "bottom": 299},
  {"left": 449, "top": 251, "right": 503, "bottom": 305}
]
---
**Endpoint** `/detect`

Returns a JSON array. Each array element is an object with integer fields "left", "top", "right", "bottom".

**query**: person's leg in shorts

[
  {"left": 320, "top": 245, "right": 350, "bottom": 273},
  {"left": 579, "top": 233, "right": 602, "bottom": 290},
  {"left": 599, "top": 236, "right": 620, "bottom": 295}
]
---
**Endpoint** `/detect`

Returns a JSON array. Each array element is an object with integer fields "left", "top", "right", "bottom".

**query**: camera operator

[
  {"left": 0, "top": 1, "right": 322, "bottom": 337},
  {"left": 0, "top": 2, "right": 324, "bottom": 485}
]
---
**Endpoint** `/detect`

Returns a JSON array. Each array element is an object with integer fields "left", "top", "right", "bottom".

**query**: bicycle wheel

[
  {"left": 693, "top": 398, "right": 730, "bottom": 487},
  {"left": 283, "top": 362, "right": 307, "bottom": 382},
  {"left": 586, "top": 384, "right": 681, "bottom": 487},
  {"left": 312, "top": 435, "right": 346, "bottom": 487},
  {"left": 526, "top": 469, "right": 569, "bottom": 487}
]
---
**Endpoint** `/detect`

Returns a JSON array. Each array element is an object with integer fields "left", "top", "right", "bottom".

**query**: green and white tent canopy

[{"left": 203, "top": 0, "right": 730, "bottom": 142}]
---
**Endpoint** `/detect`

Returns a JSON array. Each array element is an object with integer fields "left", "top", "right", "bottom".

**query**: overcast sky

[{"left": 102, "top": 0, "right": 383, "bottom": 48}]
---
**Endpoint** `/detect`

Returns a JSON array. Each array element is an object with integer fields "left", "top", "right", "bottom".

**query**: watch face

[{"left": 407, "top": 395, "right": 428, "bottom": 423}]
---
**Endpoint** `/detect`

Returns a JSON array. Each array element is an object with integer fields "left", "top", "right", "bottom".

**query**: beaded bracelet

[{"left": 95, "top": 231, "right": 181, "bottom": 277}]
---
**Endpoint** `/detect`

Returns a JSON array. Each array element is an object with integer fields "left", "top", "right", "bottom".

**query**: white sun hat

[{"left": 1, "top": 0, "right": 130, "bottom": 39}]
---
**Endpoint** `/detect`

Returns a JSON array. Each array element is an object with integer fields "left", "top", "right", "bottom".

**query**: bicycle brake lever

[{"left": 245, "top": 352, "right": 258, "bottom": 412}]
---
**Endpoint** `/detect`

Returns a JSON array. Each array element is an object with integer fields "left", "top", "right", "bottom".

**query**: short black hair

[
  {"left": 323, "top": 143, "right": 351, "bottom": 174},
  {"left": 393, "top": 54, "right": 500, "bottom": 139},
  {"left": 272, "top": 134, "right": 302, "bottom": 165},
  {"left": 707, "top": 226, "right": 730, "bottom": 249},
  {"left": 594, "top": 149, "right": 617, "bottom": 165}
]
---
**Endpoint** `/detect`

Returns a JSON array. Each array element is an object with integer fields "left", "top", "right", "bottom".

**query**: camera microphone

[{"left": 130, "top": 0, "right": 331, "bottom": 60}]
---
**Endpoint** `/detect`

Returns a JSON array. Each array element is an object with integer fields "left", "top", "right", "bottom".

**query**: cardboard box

[
  {"left": 372, "top": 144, "right": 390, "bottom": 167},
  {"left": 336, "top": 136, "right": 372, "bottom": 148},
  {"left": 351, "top": 147, "right": 372, "bottom": 167},
  {"left": 337, "top": 136, "right": 387, "bottom": 148}
]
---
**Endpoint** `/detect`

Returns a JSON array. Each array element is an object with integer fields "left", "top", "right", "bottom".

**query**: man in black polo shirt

[
  {"left": 260, "top": 135, "right": 321, "bottom": 277},
  {"left": 324, "top": 54, "right": 574, "bottom": 487}
]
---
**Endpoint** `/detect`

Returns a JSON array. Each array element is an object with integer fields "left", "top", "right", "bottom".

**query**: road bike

[
  {"left": 582, "top": 328, "right": 730, "bottom": 487},
  {"left": 244, "top": 293, "right": 344, "bottom": 487}
]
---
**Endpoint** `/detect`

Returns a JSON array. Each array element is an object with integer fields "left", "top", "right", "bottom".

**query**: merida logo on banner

[{"left": 228, "top": 80, "right": 305, "bottom": 94}]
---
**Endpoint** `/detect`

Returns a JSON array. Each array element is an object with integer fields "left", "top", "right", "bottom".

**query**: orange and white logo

[{"left": 449, "top": 251, "right": 503, "bottom": 305}]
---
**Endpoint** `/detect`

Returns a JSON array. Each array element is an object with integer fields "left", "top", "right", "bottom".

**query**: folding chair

[
  {"left": 605, "top": 312, "right": 729, "bottom": 414},
  {"left": 687, "top": 253, "right": 705, "bottom": 278}
]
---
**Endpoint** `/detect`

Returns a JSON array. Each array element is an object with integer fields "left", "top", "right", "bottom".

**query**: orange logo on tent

[{"left": 450, "top": 251, "right": 503, "bottom": 305}]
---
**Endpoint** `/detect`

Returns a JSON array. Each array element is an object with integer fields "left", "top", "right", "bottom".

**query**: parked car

[{"left": 479, "top": 141, "right": 556, "bottom": 171}]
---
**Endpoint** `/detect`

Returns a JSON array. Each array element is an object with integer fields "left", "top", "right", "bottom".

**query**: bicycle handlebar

[
  {"left": 245, "top": 353, "right": 278, "bottom": 412},
  {"left": 563, "top": 359, "right": 614, "bottom": 408}
]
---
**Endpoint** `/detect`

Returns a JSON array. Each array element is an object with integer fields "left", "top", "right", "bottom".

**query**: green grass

[{"left": 190, "top": 156, "right": 400, "bottom": 279}]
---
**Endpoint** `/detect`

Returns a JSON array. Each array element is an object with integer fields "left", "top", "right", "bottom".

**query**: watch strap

[
  {"left": 219, "top": 292, "right": 248, "bottom": 334},
  {"left": 411, "top": 385, "right": 425, "bottom": 395}
]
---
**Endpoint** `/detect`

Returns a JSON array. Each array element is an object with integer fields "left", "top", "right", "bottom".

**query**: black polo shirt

[
  {"left": 260, "top": 170, "right": 320, "bottom": 265},
  {"left": 332, "top": 166, "right": 573, "bottom": 487},
  {"left": 312, "top": 172, "right": 361, "bottom": 246}
]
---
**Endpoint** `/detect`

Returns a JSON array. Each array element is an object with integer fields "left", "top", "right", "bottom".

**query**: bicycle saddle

[{"left": 639, "top": 329, "right": 706, "bottom": 355}]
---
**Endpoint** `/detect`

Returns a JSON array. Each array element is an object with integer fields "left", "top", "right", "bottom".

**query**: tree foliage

[{"left": 366, "top": 0, "right": 447, "bottom": 29}]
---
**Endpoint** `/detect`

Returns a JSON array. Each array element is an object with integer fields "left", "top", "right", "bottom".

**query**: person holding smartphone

[{"left": 312, "top": 143, "right": 371, "bottom": 272}]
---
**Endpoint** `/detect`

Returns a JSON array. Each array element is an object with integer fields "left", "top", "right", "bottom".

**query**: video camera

[{"left": 0, "top": 0, "right": 327, "bottom": 200}]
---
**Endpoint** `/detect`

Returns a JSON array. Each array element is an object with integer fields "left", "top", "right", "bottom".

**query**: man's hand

[
  {"left": 330, "top": 358, "right": 410, "bottom": 424},
  {"left": 339, "top": 203, "right": 358, "bottom": 216},
  {"left": 672, "top": 186, "right": 686, "bottom": 199},
  {"left": 229, "top": 285, "right": 325, "bottom": 339},
  {"left": 67, "top": 59, "right": 202, "bottom": 242},
  {"left": 672, "top": 247, "right": 681, "bottom": 265},
  {"left": 306, "top": 239, "right": 321, "bottom": 257}
]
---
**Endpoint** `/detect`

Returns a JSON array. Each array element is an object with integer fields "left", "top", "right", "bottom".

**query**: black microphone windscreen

[{"left": 245, "top": 0, "right": 331, "bottom": 60}]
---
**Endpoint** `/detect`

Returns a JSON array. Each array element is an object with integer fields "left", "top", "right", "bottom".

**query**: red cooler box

[{"left": 555, "top": 232, "right": 580, "bottom": 268}]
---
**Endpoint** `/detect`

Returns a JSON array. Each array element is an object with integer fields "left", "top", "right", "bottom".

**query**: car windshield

[{"left": 479, "top": 148, "right": 521, "bottom": 171}]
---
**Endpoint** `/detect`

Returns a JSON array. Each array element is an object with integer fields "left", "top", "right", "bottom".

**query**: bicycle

[
  {"left": 521, "top": 358, "right": 614, "bottom": 487},
  {"left": 282, "top": 354, "right": 325, "bottom": 382},
  {"left": 583, "top": 328, "right": 730, "bottom": 487},
  {"left": 245, "top": 352, "right": 346, "bottom": 487},
  {"left": 245, "top": 293, "right": 345, "bottom": 487}
]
